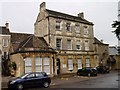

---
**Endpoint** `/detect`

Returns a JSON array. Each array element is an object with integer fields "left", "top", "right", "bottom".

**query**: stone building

[
  {"left": 34, "top": 2, "right": 97, "bottom": 75},
  {"left": 93, "top": 37, "right": 109, "bottom": 66},
  {"left": 10, "top": 33, "right": 56, "bottom": 77},
  {"left": 108, "top": 46, "right": 120, "bottom": 70},
  {"left": 0, "top": 23, "right": 11, "bottom": 76}
]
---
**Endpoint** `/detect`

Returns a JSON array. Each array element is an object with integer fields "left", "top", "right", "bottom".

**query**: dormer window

[{"left": 66, "top": 23, "right": 71, "bottom": 32}]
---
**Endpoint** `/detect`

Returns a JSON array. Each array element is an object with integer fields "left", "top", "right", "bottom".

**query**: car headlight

[{"left": 10, "top": 80, "right": 16, "bottom": 84}]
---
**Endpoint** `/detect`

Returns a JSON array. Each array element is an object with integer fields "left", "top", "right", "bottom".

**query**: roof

[
  {"left": 93, "top": 37, "right": 109, "bottom": 45},
  {"left": 46, "top": 9, "right": 93, "bottom": 25},
  {"left": 0, "top": 26, "right": 10, "bottom": 35},
  {"left": 10, "top": 33, "right": 55, "bottom": 54},
  {"left": 109, "top": 46, "right": 118, "bottom": 55},
  {"left": 11, "top": 32, "right": 32, "bottom": 51},
  {"left": 35, "top": 9, "right": 93, "bottom": 25}
]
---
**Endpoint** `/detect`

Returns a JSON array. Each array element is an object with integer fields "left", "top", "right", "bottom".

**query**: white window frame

[
  {"left": 76, "top": 40, "right": 81, "bottom": 50},
  {"left": 77, "top": 59, "right": 82, "bottom": 69},
  {"left": 75, "top": 24, "right": 80, "bottom": 33},
  {"left": 66, "top": 23, "right": 71, "bottom": 32},
  {"left": 35, "top": 57, "right": 42, "bottom": 72},
  {"left": 84, "top": 26, "right": 89, "bottom": 35},
  {"left": 56, "top": 20, "right": 62, "bottom": 30},
  {"left": 2, "top": 39, "right": 8, "bottom": 47},
  {"left": 86, "top": 58, "right": 90, "bottom": 67},
  {"left": 25, "top": 57, "right": 32, "bottom": 73},
  {"left": 44, "top": 57, "right": 50, "bottom": 74},
  {"left": 84, "top": 40, "right": 89, "bottom": 51},
  {"left": 67, "top": 39, "right": 72, "bottom": 50},
  {"left": 68, "top": 58, "right": 73, "bottom": 70}
]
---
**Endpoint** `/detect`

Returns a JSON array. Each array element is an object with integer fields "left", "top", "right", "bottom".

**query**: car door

[
  {"left": 23, "top": 73, "right": 37, "bottom": 88},
  {"left": 35, "top": 73, "right": 44, "bottom": 87}
]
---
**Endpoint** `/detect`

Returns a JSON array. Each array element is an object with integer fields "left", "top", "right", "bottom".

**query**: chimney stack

[
  {"left": 40, "top": 2, "right": 46, "bottom": 11},
  {"left": 78, "top": 12, "right": 84, "bottom": 19},
  {"left": 5, "top": 22, "right": 9, "bottom": 29}
]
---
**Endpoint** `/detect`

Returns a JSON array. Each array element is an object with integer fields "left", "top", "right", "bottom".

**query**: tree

[
  {"left": 112, "top": 20, "right": 120, "bottom": 40},
  {"left": 112, "top": 20, "right": 120, "bottom": 54}
]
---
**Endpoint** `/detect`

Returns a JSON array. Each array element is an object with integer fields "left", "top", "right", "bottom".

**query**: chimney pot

[
  {"left": 40, "top": 2, "right": 46, "bottom": 11},
  {"left": 5, "top": 22, "right": 9, "bottom": 29},
  {"left": 78, "top": 12, "right": 84, "bottom": 19}
]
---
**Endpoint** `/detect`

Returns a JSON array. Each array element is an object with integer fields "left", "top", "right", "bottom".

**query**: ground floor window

[
  {"left": 24, "top": 56, "right": 51, "bottom": 75},
  {"left": 77, "top": 59, "right": 82, "bottom": 69},
  {"left": 35, "top": 57, "right": 42, "bottom": 72},
  {"left": 43, "top": 57, "right": 50, "bottom": 74},
  {"left": 25, "top": 57, "right": 32, "bottom": 73},
  {"left": 68, "top": 58, "right": 73, "bottom": 70},
  {"left": 86, "top": 58, "right": 90, "bottom": 67}
]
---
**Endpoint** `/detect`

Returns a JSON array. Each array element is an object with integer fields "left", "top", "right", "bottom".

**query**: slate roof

[
  {"left": 46, "top": 9, "right": 93, "bottom": 25},
  {"left": 93, "top": 37, "right": 109, "bottom": 45},
  {"left": 35, "top": 9, "right": 93, "bottom": 25},
  {"left": 10, "top": 33, "right": 55, "bottom": 54},
  {"left": 109, "top": 46, "right": 118, "bottom": 55},
  {"left": 0, "top": 26, "right": 10, "bottom": 35},
  {"left": 11, "top": 32, "right": 32, "bottom": 51}
]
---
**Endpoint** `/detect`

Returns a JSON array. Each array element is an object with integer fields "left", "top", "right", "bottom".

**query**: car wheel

[
  {"left": 43, "top": 82, "right": 49, "bottom": 88},
  {"left": 17, "top": 84, "right": 23, "bottom": 90}
]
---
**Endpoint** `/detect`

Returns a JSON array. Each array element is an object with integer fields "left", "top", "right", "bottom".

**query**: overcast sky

[{"left": 0, "top": 0, "right": 119, "bottom": 46}]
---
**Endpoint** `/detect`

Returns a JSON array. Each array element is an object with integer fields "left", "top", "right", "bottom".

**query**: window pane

[
  {"left": 56, "top": 39, "right": 61, "bottom": 49},
  {"left": 66, "top": 23, "right": 71, "bottom": 31},
  {"left": 76, "top": 40, "right": 80, "bottom": 50},
  {"left": 44, "top": 57, "right": 50, "bottom": 65},
  {"left": 86, "top": 58, "right": 90, "bottom": 67},
  {"left": 76, "top": 25, "right": 80, "bottom": 33},
  {"left": 78, "top": 59, "right": 82, "bottom": 69},
  {"left": 67, "top": 40, "right": 72, "bottom": 50},
  {"left": 68, "top": 59, "right": 73, "bottom": 70}
]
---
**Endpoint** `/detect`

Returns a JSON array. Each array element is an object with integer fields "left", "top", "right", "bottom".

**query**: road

[
  {"left": 50, "top": 71, "right": 119, "bottom": 88},
  {"left": 27, "top": 70, "right": 119, "bottom": 90}
]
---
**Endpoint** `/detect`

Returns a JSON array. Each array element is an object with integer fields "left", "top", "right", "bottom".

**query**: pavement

[{"left": 1, "top": 74, "right": 93, "bottom": 90}]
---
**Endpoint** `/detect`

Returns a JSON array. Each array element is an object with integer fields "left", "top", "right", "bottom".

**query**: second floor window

[
  {"left": 56, "top": 20, "right": 62, "bottom": 30},
  {"left": 56, "top": 39, "right": 62, "bottom": 49},
  {"left": 2, "top": 39, "right": 8, "bottom": 47},
  {"left": 66, "top": 23, "right": 71, "bottom": 32},
  {"left": 67, "top": 39, "right": 72, "bottom": 50},
  {"left": 75, "top": 25, "right": 80, "bottom": 33},
  {"left": 84, "top": 26, "right": 89, "bottom": 35},
  {"left": 76, "top": 40, "right": 81, "bottom": 50}
]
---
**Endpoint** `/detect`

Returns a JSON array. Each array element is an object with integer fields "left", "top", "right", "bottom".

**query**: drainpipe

[{"left": 48, "top": 17, "right": 51, "bottom": 46}]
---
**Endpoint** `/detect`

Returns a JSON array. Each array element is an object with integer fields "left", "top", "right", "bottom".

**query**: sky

[{"left": 0, "top": 0, "right": 119, "bottom": 46}]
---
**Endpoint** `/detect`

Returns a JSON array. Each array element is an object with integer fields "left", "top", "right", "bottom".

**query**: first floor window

[
  {"left": 84, "top": 40, "right": 89, "bottom": 51},
  {"left": 56, "top": 38, "right": 62, "bottom": 49},
  {"left": 68, "top": 59, "right": 73, "bottom": 70},
  {"left": 67, "top": 39, "right": 72, "bottom": 50}
]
